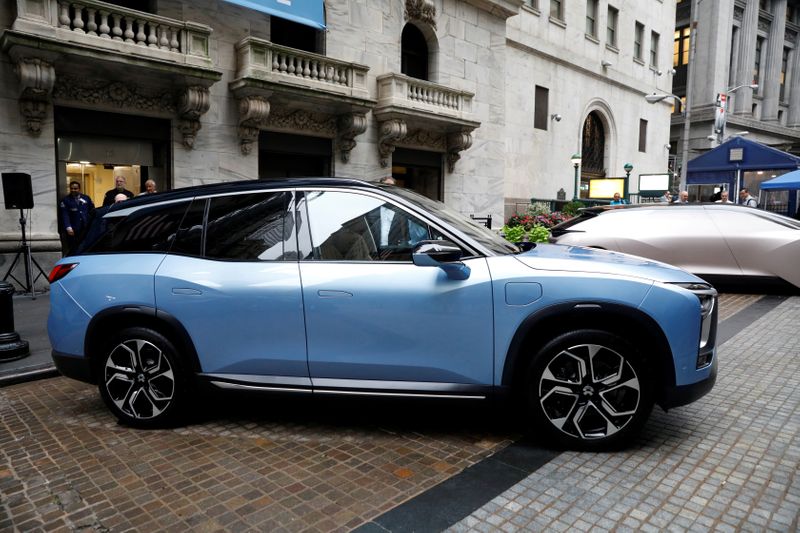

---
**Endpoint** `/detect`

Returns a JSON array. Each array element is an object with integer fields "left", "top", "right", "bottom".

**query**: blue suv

[{"left": 48, "top": 178, "right": 717, "bottom": 449}]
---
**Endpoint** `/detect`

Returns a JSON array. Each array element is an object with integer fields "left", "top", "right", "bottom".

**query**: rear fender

[{"left": 84, "top": 306, "right": 202, "bottom": 381}]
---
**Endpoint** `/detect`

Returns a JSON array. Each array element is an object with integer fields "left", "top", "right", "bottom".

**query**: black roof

[{"left": 105, "top": 177, "right": 379, "bottom": 211}]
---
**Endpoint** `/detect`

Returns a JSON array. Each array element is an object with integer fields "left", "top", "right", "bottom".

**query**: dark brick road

[{"left": 0, "top": 294, "right": 766, "bottom": 531}]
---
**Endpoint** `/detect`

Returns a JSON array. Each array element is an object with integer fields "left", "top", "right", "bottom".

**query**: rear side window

[
  {"left": 205, "top": 191, "right": 295, "bottom": 261},
  {"left": 83, "top": 201, "right": 193, "bottom": 254}
]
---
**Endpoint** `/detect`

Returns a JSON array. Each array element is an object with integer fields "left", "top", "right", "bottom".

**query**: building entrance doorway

[
  {"left": 259, "top": 132, "right": 332, "bottom": 179},
  {"left": 391, "top": 148, "right": 443, "bottom": 201},
  {"left": 54, "top": 107, "right": 171, "bottom": 207}
]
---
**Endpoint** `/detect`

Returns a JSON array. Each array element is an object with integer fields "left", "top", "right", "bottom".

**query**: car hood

[{"left": 514, "top": 243, "right": 704, "bottom": 284}]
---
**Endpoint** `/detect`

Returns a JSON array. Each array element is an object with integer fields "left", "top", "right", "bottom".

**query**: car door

[
  {"left": 296, "top": 189, "right": 494, "bottom": 393},
  {"left": 614, "top": 207, "right": 741, "bottom": 276},
  {"left": 154, "top": 190, "right": 309, "bottom": 384},
  {"left": 707, "top": 207, "right": 800, "bottom": 281}
]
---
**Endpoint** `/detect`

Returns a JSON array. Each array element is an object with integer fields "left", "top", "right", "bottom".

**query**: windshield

[{"left": 380, "top": 185, "right": 519, "bottom": 254}]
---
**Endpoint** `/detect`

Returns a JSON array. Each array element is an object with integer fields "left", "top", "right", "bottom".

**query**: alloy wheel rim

[
  {"left": 104, "top": 339, "right": 175, "bottom": 420},
  {"left": 538, "top": 343, "right": 640, "bottom": 440}
]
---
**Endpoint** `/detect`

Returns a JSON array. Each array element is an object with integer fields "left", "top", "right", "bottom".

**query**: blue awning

[
  {"left": 687, "top": 137, "right": 800, "bottom": 178},
  {"left": 222, "top": 0, "right": 325, "bottom": 29},
  {"left": 760, "top": 169, "right": 800, "bottom": 190}
]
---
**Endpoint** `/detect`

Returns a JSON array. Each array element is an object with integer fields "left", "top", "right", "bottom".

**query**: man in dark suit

[
  {"left": 59, "top": 181, "right": 94, "bottom": 253},
  {"left": 102, "top": 175, "right": 135, "bottom": 206}
]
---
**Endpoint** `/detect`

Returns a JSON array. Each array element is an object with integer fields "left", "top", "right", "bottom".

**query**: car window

[
  {"left": 170, "top": 199, "right": 206, "bottom": 257},
  {"left": 83, "top": 201, "right": 192, "bottom": 254},
  {"left": 382, "top": 185, "right": 518, "bottom": 255},
  {"left": 205, "top": 191, "right": 296, "bottom": 261},
  {"left": 298, "top": 190, "right": 443, "bottom": 261},
  {"left": 707, "top": 207, "right": 800, "bottom": 232}
]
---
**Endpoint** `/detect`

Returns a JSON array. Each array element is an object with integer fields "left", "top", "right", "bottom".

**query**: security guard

[{"left": 59, "top": 181, "right": 94, "bottom": 253}]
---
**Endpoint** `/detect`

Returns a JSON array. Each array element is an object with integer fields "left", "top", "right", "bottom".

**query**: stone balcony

[
  {"left": 229, "top": 37, "right": 375, "bottom": 158},
  {"left": 2, "top": 0, "right": 222, "bottom": 146},
  {"left": 373, "top": 73, "right": 480, "bottom": 171}
]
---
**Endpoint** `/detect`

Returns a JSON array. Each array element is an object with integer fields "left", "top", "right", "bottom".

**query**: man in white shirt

[
  {"left": 715, "top": 191, "right": 733, "bottom": 203},
  {"left": 738, "top": 188, "right": 758, "bottom": 207}
]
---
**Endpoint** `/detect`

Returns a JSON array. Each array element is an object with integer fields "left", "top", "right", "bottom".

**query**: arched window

[
  {"left": 401, "top": 24, "right": 429, "bottom": 80},
  {"left": 581, "top": 112, "right": 606, "bottom": 175}
]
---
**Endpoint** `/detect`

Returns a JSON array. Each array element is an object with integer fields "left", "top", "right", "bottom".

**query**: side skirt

[{"left": 199, "top": 373, "right": 490, "bottom": 400}]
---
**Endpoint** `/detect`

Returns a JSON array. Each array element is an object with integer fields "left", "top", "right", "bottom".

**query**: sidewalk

[{"left": 0, "top": 292, "right": 57, "bottom": 386}]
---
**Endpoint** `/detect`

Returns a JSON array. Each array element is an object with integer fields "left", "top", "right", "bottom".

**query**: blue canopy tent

[
  {"left": 760, "top": 169, "right": 800, "bottom": 218},
  {"left": 220, "top": 0, "right": 325, "bottom": 29},
  {"left": 760, "top": 169, "right": 800, "bottom": 190},
  {"left": 686, "top": 137, "right": 800, "bottom": 202}
]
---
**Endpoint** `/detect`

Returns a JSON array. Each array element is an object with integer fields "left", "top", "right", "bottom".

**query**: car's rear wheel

[
  {"left": 97, "top": 327, "right": 188, "bottom": 428},
  {"left": 524, "top": 330, "right": 653, "bottom": 450}
]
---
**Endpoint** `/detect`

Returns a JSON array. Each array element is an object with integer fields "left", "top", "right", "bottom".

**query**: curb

[{"left": 0, "top": 365, "right": 59, "bottom": 388}]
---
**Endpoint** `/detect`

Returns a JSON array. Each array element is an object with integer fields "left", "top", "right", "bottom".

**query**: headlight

[{"left": 670, "top": 282, "right": 718, "bottom": 365}]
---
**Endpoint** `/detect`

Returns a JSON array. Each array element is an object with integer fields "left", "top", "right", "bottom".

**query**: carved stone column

[
  {"left": 732, "top": 0, "right": 759, "bottom": 115},
  {"left": 14, "top": 58, "right": 56, "bottom": 136},
  {"left": 446, "top": 131, "right": 473, "bottom": 172},
  {"left": 177, "top": 86, "right": 210, "bottom": 149},
  {"left": 761, "top": 0, "right": 786, "bottom": 121},
  {"left": 337, "top": 112, "right": 367, "bottom": 163},
  {"left": 237, "top": 96, "right": 271, "bottom": 155},
  {"left": 378, "top": 119, "right": 408, "bottom": 167}
]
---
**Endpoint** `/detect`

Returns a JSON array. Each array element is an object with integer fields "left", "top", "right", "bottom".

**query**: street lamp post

[
  {"left": 644, "top": 91, "right": 687, "bottom": 192},
  {"left": 715, "top": 84, "right": 758, "bottom": 143},
  {"left": 623, "top": 162, "right": 633, "bottom": 202},
  {"left": 571, "top": 153, "right": 582, "bottom": 201}
]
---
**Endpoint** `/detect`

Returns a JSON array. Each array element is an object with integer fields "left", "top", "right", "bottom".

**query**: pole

[
  {"left": 624, "top": 170, "right": 630, "bottom": 202},
  {"left": 573, "top": 164, "right": 580, "bottom": 201},
  {"left": 680, "top": 0, "right": 700, "bottom": 193}
]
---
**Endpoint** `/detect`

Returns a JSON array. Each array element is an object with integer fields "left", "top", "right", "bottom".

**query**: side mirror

[{"left": 412, "top": 240, "right": 470, "bottom": 280}]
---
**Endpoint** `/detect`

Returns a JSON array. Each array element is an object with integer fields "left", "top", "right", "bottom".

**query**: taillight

[{"left": 49, "top": 263, "right": 78, "bottom": 283}]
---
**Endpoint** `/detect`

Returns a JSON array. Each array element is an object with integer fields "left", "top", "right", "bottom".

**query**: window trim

[
  {"left": 650, "top": 31, "right": 660, "bottom": 68},
  {"left": 294, "top": 187, "right": 483, "bottom": 262}
]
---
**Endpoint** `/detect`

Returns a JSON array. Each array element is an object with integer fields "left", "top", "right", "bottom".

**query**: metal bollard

[{"left": 0, "top": 281, "right": 30, "bottom": 361}]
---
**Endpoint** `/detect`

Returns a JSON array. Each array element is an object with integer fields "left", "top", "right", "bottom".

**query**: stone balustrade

[
  {"left": 235, "top": 37, "right": 370, "bottom": 98},
  {"left": 12, "top": 0, "right": 212, "bottom": 60},
  {"left": 376, "top": 73, "right": 474, "bottom": 117}
]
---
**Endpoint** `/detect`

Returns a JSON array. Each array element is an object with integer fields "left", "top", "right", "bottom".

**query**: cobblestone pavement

[
  {"left": 449, "top": 295, "right": 800, "bottom": 532},
  {"left": 0, "top": 293, "right": 790, "bottom": 532}
]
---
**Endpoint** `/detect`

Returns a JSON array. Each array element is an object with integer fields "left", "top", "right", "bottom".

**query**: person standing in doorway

[
  {"left": 102, "top": 175, "right": 134, "bottom": 206},
  {"left": 59, "top": 181, "right": 94, "bottom": 254},
  {"left": 139, "top": 179, "right": 157, "bottom": 195}
]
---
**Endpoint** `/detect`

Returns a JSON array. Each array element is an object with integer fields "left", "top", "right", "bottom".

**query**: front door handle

[{"left": 317, "top": 290, "right": 353, "bottom": 298}]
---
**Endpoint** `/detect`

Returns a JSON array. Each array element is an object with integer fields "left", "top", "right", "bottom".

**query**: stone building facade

[
  {"left": 671, "top": 0, "right": 800, "bottom": 184},
  {"left": 0, "top": 0, "right": 673, "bottom": 289},
  {"left": 504, "top": 0, "right": 676, "bottom": 215}
]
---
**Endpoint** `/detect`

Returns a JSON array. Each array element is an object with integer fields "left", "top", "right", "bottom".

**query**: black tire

[
  {"left": 524, "top": 329, "right": 654, "bottom": 450},
  {"left": 97, "top": 327, "right": 188, "bottom": 428}
]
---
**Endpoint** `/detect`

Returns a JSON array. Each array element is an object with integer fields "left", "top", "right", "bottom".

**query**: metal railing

[{"left": 469, "top": 214, "right": 492, "bottom": 229}]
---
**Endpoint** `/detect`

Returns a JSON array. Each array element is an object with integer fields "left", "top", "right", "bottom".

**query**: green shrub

[
  {"left": 528, "top": 225, "right": 550, "bottom": 243},
  {"left": 561, "top": 201, "right": 585, "bottom": 217},
  {"left": 501, "top": 224, "right": 526, "bottom": 243}
]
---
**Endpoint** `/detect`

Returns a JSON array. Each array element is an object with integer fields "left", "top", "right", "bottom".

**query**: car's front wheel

[
  {"left": 524, "top": 330, "right": 654, "bottom": 450},
  {"left": 97, "top": 327, "right": 188, "bottom": 428}
]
